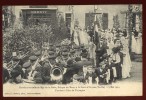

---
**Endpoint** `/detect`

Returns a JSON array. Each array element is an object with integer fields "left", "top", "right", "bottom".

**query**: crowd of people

[{"left": 3, "top": 23, "right": 142, "bottom": 85}]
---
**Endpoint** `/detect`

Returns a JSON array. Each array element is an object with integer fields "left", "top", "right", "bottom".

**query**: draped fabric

[
  {"left": 131, "top": 34, "right": 137, "bottom": 53},
  {"left": 78, "top": 31, "right": 89, "bottom": 46},
  {"left": 121, "top": 37, "right": 132, "bottom": 78},
  {"left": 135, "top": 33, "right": 142, "bottom": 54},
  {"left": 73, "top": 31, "right": 80, "bottom": 46}
]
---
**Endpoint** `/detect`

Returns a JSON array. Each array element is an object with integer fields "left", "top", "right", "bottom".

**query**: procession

[{"left": 2, "top": 5, "right": 142, "bottom": 85}]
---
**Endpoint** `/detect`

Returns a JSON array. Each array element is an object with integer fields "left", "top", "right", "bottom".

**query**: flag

[{"left": 94, "top": 24, "right": 99, "bottom": 45}]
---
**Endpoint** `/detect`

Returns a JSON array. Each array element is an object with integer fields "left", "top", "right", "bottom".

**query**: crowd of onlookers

[{"left": 3, "top": 26, "right": 142, "bottom": 85}]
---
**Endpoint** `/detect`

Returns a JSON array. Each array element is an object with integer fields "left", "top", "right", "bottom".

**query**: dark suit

[
  {"left": 3, "top": 68, "right": 10, "bottom": 83},
  {"left": 41, "top": 62, "right": 51, "bottom": 83},
  {"left": 117, "top": 51, "right": 123, "bottom": 79},
  {"left": 10, "top": 65, "right": 24, "bottom": 83},
  {"left": 96, "top": 46, "right": 107, "bottom": 67},
  {"left": 96, "top": 67, "right": 107, "bottom": 84}
]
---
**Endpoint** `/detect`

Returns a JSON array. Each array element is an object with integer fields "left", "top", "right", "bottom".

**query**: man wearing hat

[
  {"left": 95, "top": 38, "right": 107, "bottom": 67},
  {"left": 9, "top": 64, "right": 24, "bottom": 83},
  {"left": 61, "top": 51, "right": 70, "bottom": 65},
  {"left": 85, "top": 66, "right": 97, "bottom": 84},
  {"left": 69, "top": 49, "right": 76, "bottom": 60},
  {"left": 56, "top": 44, "right": 61, "bottom": 56},
  {"left": 62, "top": 59, "right": 76, "bottom": 84},
  {"left": 80, "top": 48, "right": 88, "bottom": 59},
  {"left": 40, "top": 60, "right": 51, "bottom": 83},
  {"left": 123, "top": 28, "right": 127, "bottom": 37},
  {"left": 22, "top": 55, "right": 38, "bottom": 79},
  {"left": 33, "top": 65, "right": 43, "bottom": 83},
  {"left": 68, "top": 52, "right": 93, "bottom": 83},
  {"left": 48, "top": 51, "right": 57, "bottom": 68},
  {"left": 48, "top": 43, "right": 56, "bottom": 52},
  {"left": 69, "top": 74, "right": 84, "bottom": 84},
  {"left": 110, "top": 47, "right": 122, "bottom": 81},
  {"left": 22, "top": 61, "right": 31, "bottom": 79},
  {"left": 96, "top": 61, "right": 109, "bottom": 84},
  {"left": 3, "top": 63, "right": 10, "bottom": 83}
]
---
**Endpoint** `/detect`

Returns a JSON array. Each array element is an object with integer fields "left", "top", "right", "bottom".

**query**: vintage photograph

[{"left": 2, "top": 5, "right": 142, "bottom": 96}]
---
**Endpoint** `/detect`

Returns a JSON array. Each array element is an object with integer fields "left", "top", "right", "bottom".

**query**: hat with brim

[
  {"left": 70, "top": 49, "right": 75, "bottom": 53},
  {"left": 48, "top": 51, "right": 55, "bottom": 55},
  {"left": 103, "top": 53, "right": 109, "bottom": 58},
  {"left": 62, "top": 48, "right": 68, "bottom": 52},
  {"left": 62, "top": 52, "right": 69, "bottom": 57},
  {"left": 49, "top": 43, "right": 53, "bottom": 46},
  {"left": 29, "top": 56, "right": 38, "bottom": 61},
  {"left": 75, "top": 57, "right": 81, "bottom": 62},
  {"left": 74, "top": 45, "right": 79, "bottom": 49},
  {"left": 48, "top": 55, "right": 56, "bottom": 59},
  {"left": 56, "top": 44, "right": 61, "bottom": 47},
  {"left": 48, "top": 51, "right": 56, "bottom": 59},
  {"left": 80, "top": 52, "right": 88, "bottom": 58},
  {"left": 12, "top": 56, "right": 20, "bottom": 61},
  {"left": 34, "top": 51, "right": 41, "bottom": 56},
  {"left": 67, "top": 59, "right": 74, "bottom": 66},
  {"left": 19, "top": 47, "right": 24, "bottom": 51},
  {"left": 23, "top": 62, "right": 31, "bottom": 69},
  {"left": 49, "top": 47, "right": 55, "bottom": 51}
]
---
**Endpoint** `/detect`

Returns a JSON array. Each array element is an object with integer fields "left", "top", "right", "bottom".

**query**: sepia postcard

[{"left": 2, "top": 5, "right": 142, "bottom": 97}]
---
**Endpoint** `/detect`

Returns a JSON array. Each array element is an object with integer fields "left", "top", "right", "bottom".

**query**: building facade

[{"left": 85, "top": 12, "right": 108, "bottom": 31}]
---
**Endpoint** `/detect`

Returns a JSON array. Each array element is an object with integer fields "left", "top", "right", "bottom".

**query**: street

[{"left": 111, "top": 61, "right": 142, "bottom": 85}]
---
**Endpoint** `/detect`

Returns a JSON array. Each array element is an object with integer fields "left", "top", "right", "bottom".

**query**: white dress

[
  {"left": 135, "top": 33, "right": 142, "bottom": 54},
  {"left": 89, "top": 42, "right": 95, "bottom": 59},
  {"left": 79, "top": 31, "right": 89, "bottom": 46},
  {"left": 107, "top": 40, "right": 114, "bottom": 55},
  {"left": 131, "top": 34, "right": 137, "bottom": 53},
  {"left": 74, "top": 31, "right": 80, "bottom": 46},
  {"left": 122, "top": 39, "right": 132, "bottom": 78}
]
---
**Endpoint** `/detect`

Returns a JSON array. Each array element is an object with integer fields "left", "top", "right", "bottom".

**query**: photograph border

[{"left": 0, "top": 0, "right": 145, "bottom": 99}]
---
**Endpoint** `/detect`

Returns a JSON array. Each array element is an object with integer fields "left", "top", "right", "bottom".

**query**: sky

[{"left": 14, "top": 5, "right": 129, "bottom": 28}]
